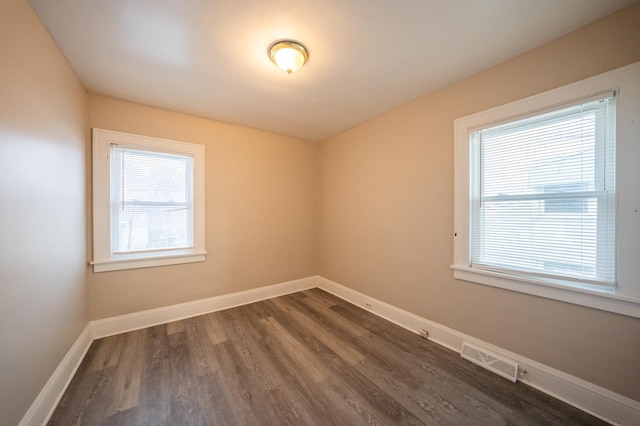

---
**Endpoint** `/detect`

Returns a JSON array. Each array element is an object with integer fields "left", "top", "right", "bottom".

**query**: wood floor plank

[
  {"left": 195, "top": 370, "right": 237, "bottom": 425},
  {"left": 207, "top": 339, "right": 263, "bottom": 424},
  {"left": 102, "top": 329, "right": 147, "bottom": 418},
  {"left": 184, "top": 316, "right": 219, "bottom": 378},
  {"left": 282, "top": 327, "right": 426, "bottom": 426},
  {"left": 166, "top": 319, "right": 185, "bottom": 335},
  {"left": 320, "top": 364, "right": 425, "bottom": 425},
  {"left": 269, "top": 297, "right": 365, "bottom": 365},
  {"left": 137, "top": 324, "right": 171, "bottom": 425},
  {"left": 298, "top": 290, "right": 369, "bottom": 337},
  {"left": 220, "top": 306, "right": 327, "bottom": 425},
  {"left": 47, "top": 362, "right": 115, "bottom": 425},
  {"left": 302, "top": 287, "right": 340, "bottom": 307},
  {"left": 259, "top": 316, "right": 332, "bottom": 382},
  {"left": 203, "top": 311, "right": 229, "bottom": 345},
  {"left": 235, "top": 306, "right": 370, "bottom": 425},
  {"left": 88, "top": 333, "right": 125, "bottom": 372},
  {"left": 49, "top": 289, "right": 607, "bottom": 425},
  {"left": 166, "top": 330, "right": 204, "bottom": 424},
  {"left": 355, "top": 356, "right": 501, "bottom": 425}
]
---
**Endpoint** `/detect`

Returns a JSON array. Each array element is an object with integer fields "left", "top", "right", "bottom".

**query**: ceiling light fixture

[{"left": 269, "top": 40, "right": 308, "bottom": 74}]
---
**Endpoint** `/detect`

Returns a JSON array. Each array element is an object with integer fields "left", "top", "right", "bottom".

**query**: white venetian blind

[
  {"left": 110, "top": 145, "right": 194, "bottom": 256},
  {"left": 469, "top": 92, "right": 616, "bottom": 286}
]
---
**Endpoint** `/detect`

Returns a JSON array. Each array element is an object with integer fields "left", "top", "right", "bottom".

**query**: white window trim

[
  {"left": 452, "top": 62, "right": 640, "bottom": 318},
  {"left": 92, "top": 128, "right": 206, "bottom": 272}
]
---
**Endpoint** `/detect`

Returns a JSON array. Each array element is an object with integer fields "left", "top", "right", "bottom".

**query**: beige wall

[
  {"left": 87, "top": 95, "right": 318, "bottom": 319},
  {"left": 319, "top": 3, "right": 640, "bottom": 401},
  {"left": 0, "top": 1, "right": 88, "bottom": 424}
]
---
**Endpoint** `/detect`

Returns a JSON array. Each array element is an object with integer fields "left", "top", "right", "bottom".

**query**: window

[
  {"left": 92, "top": 129, "right": 205, "bottom": 272},
  {"left": 468, "top": 93, "right": 616, "bottom": 287},
  {"left": 453, "top": 62, "right": 640, "bottom": 318}
]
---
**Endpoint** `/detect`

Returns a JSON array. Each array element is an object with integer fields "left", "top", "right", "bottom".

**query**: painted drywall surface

[
  {"left": 87, "top": 95, "right": 318, "bottom": 319},
  {"left": 0, "top": 1, "right": 89, "bottom": 424},
  {"left": 319, "top": 4, "right": 640, "bottom": 401}
]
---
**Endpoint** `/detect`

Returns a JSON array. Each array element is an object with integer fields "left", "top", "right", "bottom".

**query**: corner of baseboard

[
  {"left": 18, "top": 324, "right": 93, "bottom": 426},
  {"left": 91, "top": 275, "right": 319, "bottom": 339}
]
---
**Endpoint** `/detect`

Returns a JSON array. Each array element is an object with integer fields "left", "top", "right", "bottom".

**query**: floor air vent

[{"left": 460, "top": 342, "right": 519, "bottom": 382}]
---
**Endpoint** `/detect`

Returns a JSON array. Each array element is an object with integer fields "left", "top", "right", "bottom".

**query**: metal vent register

[{"left": 460, "top": 342, "right": 519, "bottom": 382}]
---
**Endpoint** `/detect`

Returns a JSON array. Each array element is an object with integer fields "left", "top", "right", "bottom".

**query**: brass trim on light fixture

[{"left": 269, "top": 40, "right": 308, "bottom": 74}]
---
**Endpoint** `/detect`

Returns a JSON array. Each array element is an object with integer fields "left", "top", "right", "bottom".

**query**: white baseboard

[
  {"left": 91, "top": 275, "right": 318, "bottom": 339},
  {"left": 20, "top": 275, "right": 318, "bottom": 426},
  {"left": 18, "top": 324, "right": 93, "bottom": 426},
  {"left": 317, "top": 276, "right": 640, "bottom": 426}
]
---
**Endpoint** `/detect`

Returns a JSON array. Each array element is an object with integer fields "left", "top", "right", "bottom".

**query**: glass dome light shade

[{"left": 269, "top": 41, "right": 308, "bottom": 74}]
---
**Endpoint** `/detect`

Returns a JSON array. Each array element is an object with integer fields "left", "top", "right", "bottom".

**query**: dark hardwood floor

[{"left": 49, "top": 289, "right": 605, "bottom": 425}]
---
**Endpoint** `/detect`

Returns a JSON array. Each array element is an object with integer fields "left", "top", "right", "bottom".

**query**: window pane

[
  {"left": 482, "top": 110, "right": 596, "bottom": 197},
  {"left": 111, "top": 146, "right": 194, "bottom": 255},
  {"left": 470, "top": 95, "right": 616, "bottom": 285},
  {"left": 113, "top": 204, "right": 191, "bottom": 253},
  {"left": 120, "top": 150, "right": 190, "bottom": 203},
  {"left": 474, "top": 198, "right": 599, "bottom": 279}
]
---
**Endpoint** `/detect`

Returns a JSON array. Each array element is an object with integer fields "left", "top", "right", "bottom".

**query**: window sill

[
  {"left": 91, "top": 251, "right": 206, "bottom": 273},
  {"left": 450, "top": 265, "right": 640, "bottom": 319}
]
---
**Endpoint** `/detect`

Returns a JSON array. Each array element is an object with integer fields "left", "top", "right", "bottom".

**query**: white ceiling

[{"left": 29, "top": 0, "right": 636, "bottom": 141}]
